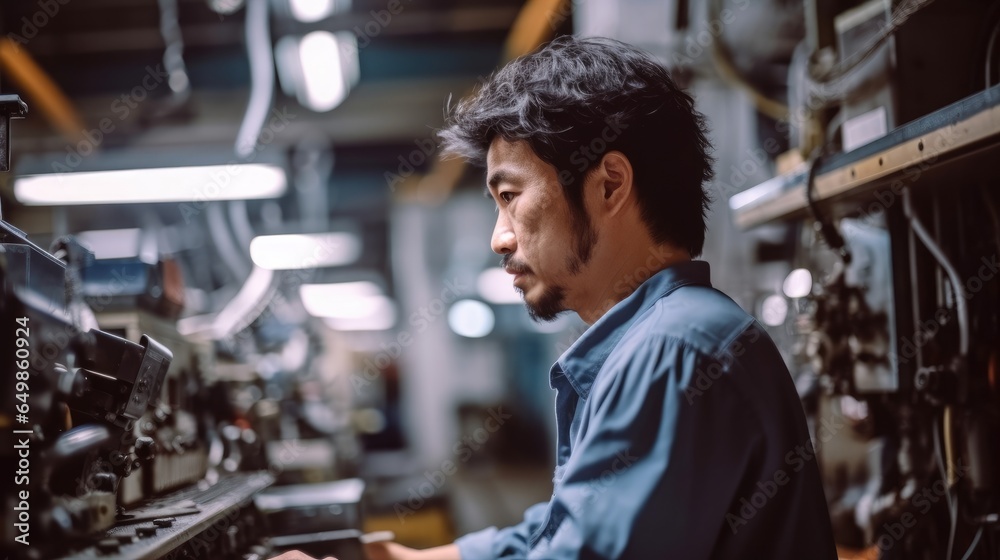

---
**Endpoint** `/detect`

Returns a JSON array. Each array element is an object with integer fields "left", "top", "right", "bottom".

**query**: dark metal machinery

[
  {"left": 0, "top": 91, "right": 369, "bottom": 559},
  {"left": 733, "top": 82, "right": 1000, "bottom": 558},
  {"left": 0, "top": 93, "right": 279, "bottom": 560}
]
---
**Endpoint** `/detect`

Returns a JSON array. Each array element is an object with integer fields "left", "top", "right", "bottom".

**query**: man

[{"left": 282, "top": 35, "right": 838, "bottom": 560}]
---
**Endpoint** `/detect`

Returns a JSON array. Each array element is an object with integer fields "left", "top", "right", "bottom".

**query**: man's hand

[
  {"left": 266, "top": 542, "right": 460, "bottom": 560},
  {"left": 268, "top": 551, "right": 336, "bottom": 560},
  {"left": 364, "top": 542, "right": 461, "bottom": 560}
]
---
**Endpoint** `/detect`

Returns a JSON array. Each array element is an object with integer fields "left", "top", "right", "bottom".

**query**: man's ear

[{"left": 597, "top": 151, "right": 634, "bottom": 214}]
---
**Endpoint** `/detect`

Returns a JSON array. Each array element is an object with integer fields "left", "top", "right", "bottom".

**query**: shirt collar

[{"left": 551, "top": 260, "right": 712, "bottom": 399}]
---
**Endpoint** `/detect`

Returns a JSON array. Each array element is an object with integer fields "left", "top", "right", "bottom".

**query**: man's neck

[{"left": 575, "top": 243, "right": 691, "bottom": 325}]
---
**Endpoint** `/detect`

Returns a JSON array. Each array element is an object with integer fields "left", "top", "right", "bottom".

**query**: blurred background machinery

[
  {"left": 0, "top": 0, "right": 998, "bottom": 559},
  {"left": 726, "top": 1, "right": 1000, "bottom": 558}
]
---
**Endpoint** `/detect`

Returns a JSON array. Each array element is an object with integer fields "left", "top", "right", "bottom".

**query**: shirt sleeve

[
  {"left": 455, "top": 502, "right": 549, "bottom": 560},
  {"left": 527, "top": 335, "right": 762, "bottom": 559}
]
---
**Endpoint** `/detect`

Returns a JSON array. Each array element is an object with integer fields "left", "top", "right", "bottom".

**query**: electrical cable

[
  {"left": 805, "top": 151, "right": 852, "bottom": 265},
  {"left": 986, "top": 19, "right": 1000, "bottom": 88},
  {"left": 959, "top": 527, "right": 983, "bottom": 560},
  {"left": 901, "top": 187, "right": 969, "bottom": 358},
  {"left": 904, "top": 186, "right": 968, "bottom": 560},
  {"left": 945, "top": 408, "right": 958, "bottom": 560},
  {"left": 710, "top": 41, "right": 790, "bottom": 121},
  {"left": 811, "top": 0, "right": 936, "bottom": 85},
  {"left": 933, "top": 414, "right": 958, "bottom": 560},
  {"left": 982, "top": 187, "right": 1000, "bottom": 259},
  {"left": 502, "top": 0, "right": 568, "bottom": 62},
  {"left": 707, "top": 0, "right": 788, "bottom": 120},
  {"left": 402, "top": 0, "right": 568, "bottom": 202},
  {"left": 944, "top": 406, "right": 957, "bottom": 486},
  {"left": 948, "top": 493, "right": 960, "bottom": 560},
  {"left": 234, "top": 0, "right": 275, "bottom": 159},
  {"left": 0, "top": 38, "right": 84, "bottom": 143},
  {"left": 208, "top": 202, "right": 251, "bottom": 281},
  {"left": 156, "top": 0, "right": 191, "bottom": 109}
]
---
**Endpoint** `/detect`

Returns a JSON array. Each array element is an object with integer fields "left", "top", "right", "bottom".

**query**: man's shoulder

[{"left": 624, "top": 283, "right": 758, "bottom": 359}]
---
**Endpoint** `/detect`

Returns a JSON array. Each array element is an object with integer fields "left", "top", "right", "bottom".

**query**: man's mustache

[{"left": 500, "top": 254, "right": 531, "bottom": 275}]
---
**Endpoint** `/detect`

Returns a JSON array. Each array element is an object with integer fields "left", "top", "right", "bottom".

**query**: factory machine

[
  {"left": 731, "top": 0, "right": 1000, "bottom": 557},
  {"left": 0, "top": 92, "right": 271, "bottom": 559},
  {"left": 0, "top": 95, "right": 367, "bottom": 559}
]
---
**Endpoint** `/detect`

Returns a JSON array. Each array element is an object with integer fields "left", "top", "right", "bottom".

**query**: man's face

[{"left": 485, "top": 138, "right": 597, "bottom": 321}]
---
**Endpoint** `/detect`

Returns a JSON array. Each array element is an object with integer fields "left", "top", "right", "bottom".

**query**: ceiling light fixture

[
  {"left": 250, "top": 232, "right": 361, "bottom": 270},
  {"left": 782, "top": 268, "right": 814, "bottom": 299},
  {"left": 301, "top": 281, "right": 396, "bottom": 330},
  {"left": 277, "top": 31, "right": 358, "bottom": 113},
  {"left": 288, "top": 0, "right": 352, "bottom": 22},
  {"left": 14, "top": 164, "right": 287, "bottom": 205}
]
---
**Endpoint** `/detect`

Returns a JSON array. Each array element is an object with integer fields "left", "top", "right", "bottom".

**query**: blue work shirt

[{"left": 456, "top": 260, "right": 838, "bottom": 559}]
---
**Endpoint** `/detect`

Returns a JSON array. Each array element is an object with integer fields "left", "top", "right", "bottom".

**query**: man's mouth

[{"left": 501, "top": 255, "right": 531, "bottom": 280}]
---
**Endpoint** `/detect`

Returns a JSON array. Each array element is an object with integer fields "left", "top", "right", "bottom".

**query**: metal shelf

[{"left": 729, "top": 84, "right": 1000, "bottom": 229}]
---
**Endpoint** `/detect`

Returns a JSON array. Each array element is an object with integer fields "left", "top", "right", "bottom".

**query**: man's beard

[
  {"left": 505, "top": 207, "right": 598, "bottom": 323},
  {"left": 522, "top": 283, "right": 566, "bottom": 322}
]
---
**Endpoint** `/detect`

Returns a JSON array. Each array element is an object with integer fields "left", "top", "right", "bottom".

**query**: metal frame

[{"left": 731, "top": 84, "right": 1000, "bottom": 229}]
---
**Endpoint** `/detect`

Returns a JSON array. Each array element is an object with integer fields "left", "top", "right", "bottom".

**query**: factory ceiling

[{"left": 0, "top": 0, "right": 538, "bottom": 317}]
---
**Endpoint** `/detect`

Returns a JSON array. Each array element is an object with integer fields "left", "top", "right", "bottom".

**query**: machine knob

[
  {"left": 136, "top": 525, "right": 158, "bottom": 538},
  {"left": 97, "top": 538, "right": 121, "bottom": 553},
  {"left": 135, "top": 436, "right": 156, "bottom": 461},
  {"left": 91, "top": 472, "right": 117, "bottom": 493}
]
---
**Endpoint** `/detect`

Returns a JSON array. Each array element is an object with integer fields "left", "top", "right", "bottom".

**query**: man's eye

[{"left": 499, "top": 192, "right": 514, "bottom": 203}]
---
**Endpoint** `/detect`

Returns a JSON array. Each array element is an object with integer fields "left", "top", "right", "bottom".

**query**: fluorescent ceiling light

[
  {"left": 310, "top": 294, "right": 392, "bottom": 320},
  {"left": 448, "top": 299, "right": 495, "bottom": 338},
  {"left": 760, "top": 294, "right": 789, "bottom": 327},
  {"left": 306, "top": 296, "right": 392, "bottom": 319},
  {"left": 300, "top": 31, "right": 345, "bottom": 112},
  {"left": 250, "top": 232, "right": 361, "bottom": 270},
  {"left": 277, "top": 31, "right": 358, "bottom": 113},
  {"left": 289, "top": 0, "right": 336, "bottom": 22},
  {"left": 207, "top": 0, "right": 245, "bottom": 15},
  {"left": 301, "top": 280, "right": 381, "bottom": 303},
  {"left": 14, "top": 164, "right": 287, "bottom": 205},
  {"left": 76, "top": 228, "right": 141, "bottom": 260},
  {"left": 324, "top": 310, "right": 395, "bottom": 331},
  {"left": 477, "top": 267, "right": 522, "bottom": 304},
  {"left": 782, "top": 268, "right": 813, "bottom": 299},
  {"left": 300, "top": 281, "right": 396, "bottom": 330},
  {"left": 298, "top": 31, "right": 357, "bottom": 112}
]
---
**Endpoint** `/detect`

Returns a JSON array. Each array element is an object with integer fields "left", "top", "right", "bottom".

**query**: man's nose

[{"left": 491, "top": 214, "right": 515, "bottom": 255}]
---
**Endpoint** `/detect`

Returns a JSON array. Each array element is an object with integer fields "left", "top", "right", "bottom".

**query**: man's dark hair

[{"left": 439, "top": 35, "right": 714, "bottom": 257}]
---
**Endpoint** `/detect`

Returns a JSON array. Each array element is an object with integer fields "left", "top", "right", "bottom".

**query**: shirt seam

[
  {"left": 566, "top": 276, "right": 711, "bottom": 400},
  {"left": 618, "top": 294, "right": 756, "bottom": 365}
]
